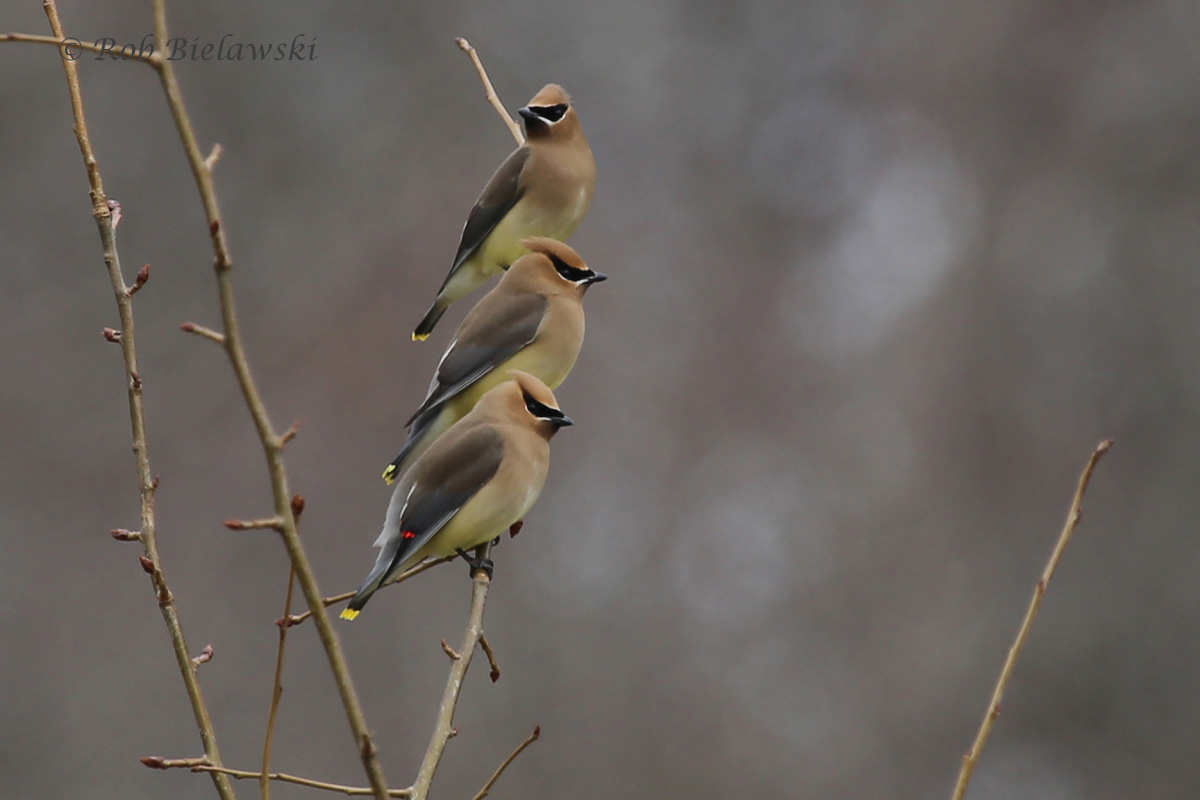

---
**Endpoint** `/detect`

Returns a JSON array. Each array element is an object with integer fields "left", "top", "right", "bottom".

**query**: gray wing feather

[
  {"left": 439, "top": 146, "right": 531, "bottom": 291},
  {"left": 374, "top": 426, "right": 506, "bottom": 577},
  {"left": 405, "top": 293, "right": 547, "bottom": 426}
]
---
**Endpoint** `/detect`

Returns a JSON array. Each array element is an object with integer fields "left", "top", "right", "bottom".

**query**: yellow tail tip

[
  {"left": 412, "top": 332, "right": 430, "bottom": 342},
  {"left": 382, "top": 466, "right": 397, "bottom": 484},
  {"left": 339, "top": 608, "right": 360, "bottom": 621}
]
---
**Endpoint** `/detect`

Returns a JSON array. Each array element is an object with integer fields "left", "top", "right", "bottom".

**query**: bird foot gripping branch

[{"left": 455, "top": 548, "right": 494, "bottom": 579}]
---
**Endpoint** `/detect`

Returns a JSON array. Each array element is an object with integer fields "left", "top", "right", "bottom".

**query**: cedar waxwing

[
  {"left": 341, "top": 372, "right": 573, "bottom": 619},
  {"left": 384, "top": 238, "right": 605, "bottom": 484},
  {"left": 412, "top": 84, "right": 596, "bottom": 340}
]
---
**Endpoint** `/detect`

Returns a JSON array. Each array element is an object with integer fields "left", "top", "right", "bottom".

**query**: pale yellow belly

[
  {"left": 444, "top": 344, "right": 577, "bottom": 421},
  {"left": 401, "top": 453, "right": 548, "bottom": 569},
  {"left": 476, "top": 195, "right": 587, "bottom": 275}
]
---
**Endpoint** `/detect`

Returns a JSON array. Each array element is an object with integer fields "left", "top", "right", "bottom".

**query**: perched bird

[
  {"left": 341, "top": 372, "right": 574, "bottom": 619},
  {"left": 413, "top": 83, "right": 596, "bottom": 340},
  {"left": 384, "top": 238, "right": 605, "bottom": 485}
]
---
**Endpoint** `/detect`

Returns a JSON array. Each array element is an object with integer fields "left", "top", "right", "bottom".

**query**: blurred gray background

[{"left": 2, "top": 1, "right": 1198, "bottom": 798}]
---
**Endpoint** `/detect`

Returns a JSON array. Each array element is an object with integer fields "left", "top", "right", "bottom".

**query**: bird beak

[
  {"left": 550, "top": 415, "right": 574, "bottom": 428},
  {"left": 584, "top": 272, "right": 608, "bottom": 285},
  {"left": 518, "top": 107, "right": 539, "bottom": 122}
]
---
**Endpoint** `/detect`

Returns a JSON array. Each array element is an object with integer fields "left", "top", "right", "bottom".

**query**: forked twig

[
  {"left": 950, "top": 440, "right": 1113, "bottom": 800},
  {"left": 35, "top": 3, "right": 234, "bottom": 798},
  {"left": 147, "top": 1, "right": 391, "bottom": 796}
]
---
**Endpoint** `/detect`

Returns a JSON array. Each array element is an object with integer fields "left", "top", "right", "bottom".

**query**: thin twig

[
  {"left": 280, "top": 420, "right": 301, "bottom": 446},
  {"left": 0, "top": 31, "right": 161, "bottom": 65},
  {"left": 282, "top": 556, "right": 454, "bottom": 627},
  {"left": 261, "top": 565, "right": 296, "bottom": 800},
  {"left": 454, "top": 38, "right": 524, "bottom": 146},
  {"left": 410, "top": 544, "right": 493, "bottom": 800},
  {"left": 38, "top": 3, "right": 235, "bottom": 798},
  {"left": 205, "top": 143, "right": 224, "bottom": 170},
  {"left": 127, "top": 263, "right": 151, "bottom": 296},
  {"left": 950, "top": 440, "right": 1113, "bottom": 800},
  {"left": 478, "top": 635, "right": 500, "bottom": 683},
  {"left": 470, "top": 726, "right": 540, "bottom": 800},
  {"left": 148, "top": 1, "right": 391, "bottom": 796},
  {"left": 181, "top": 321, "right": 226, "bottom": 344},
  {"left": 192, "top": 644, "right": 215, "bottom": 668},
  {"left": 143, "top": 758, "right": 411, "bottom": 798},
  {"left": 224, "top": 517, "right": 284, "bottom": 531}
]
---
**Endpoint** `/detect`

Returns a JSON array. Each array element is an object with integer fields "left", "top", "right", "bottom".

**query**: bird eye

[
  {"left": 547, "top": 254, "right": 593, "bottom": 283},
  {"left": 523, "top": 392, "right": 564, "bottom": 420},
  {"left": 530, "top": 103, "right": 568, "bottom": 123}
]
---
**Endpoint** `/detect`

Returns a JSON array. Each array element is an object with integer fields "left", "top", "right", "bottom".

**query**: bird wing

[
  {"left": 382, "top": 424, "right": 506, "bottom": 572},
  {"left": 441, "top": 146, "right": 531, "bottom": 288},
  {"left": 405, "top": 293, "right": 547, "bottom": 426}
]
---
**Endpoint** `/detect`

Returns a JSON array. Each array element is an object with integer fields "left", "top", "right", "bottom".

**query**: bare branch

[
  {"left": 224, "top": 517, "right": 284, "bottom": 531},
  {"left": 282, "top": 556, "right": 455, "bottom": 627},
  {"left": 470, "top": 726, "right": 540, "bottom": 800},
  {"left": 38, "top": 3, "right": 235, "bottom": 798},
  {"left": 142, "top": 756, "right": 206, "bottom": 769},
  {"left": 261, "top": 567, "right": 296, "bottom": 800},
  {"left": 411, "top": 544, "right": 493, "bottom": 800},
  {"left": 181, "top": 321, "right": 227, "bottom": 345},
  {"left": 142, "top": 758, "right": 412, "bottom": 798},
  {"left": 950, "top": 440, "right": 1113, "bottom": 800},
  {"left": 454, "top": 38, "right": 524, "bottom": 146},
  {"left": 0, "top": 31, "right": 161, "bottom": 65},
  {"left": 149, "top": 2, "right": 391, "bottom": 796}
]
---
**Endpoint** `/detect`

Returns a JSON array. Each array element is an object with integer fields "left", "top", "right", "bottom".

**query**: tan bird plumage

[
  {"left": 342, "top": 372, "right": 572, "bottom": 619},
  {"left": 384, "top": 238, "right": 605, "bottom": 484},
  {"left": 413, "top": 84, "right": 596, "bottom": 340}
]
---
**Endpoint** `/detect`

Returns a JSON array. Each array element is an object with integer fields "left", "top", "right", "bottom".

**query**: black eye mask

[
  {"left": 528, "top": 103, "right": 568, "bottom": 123},
  {"left": 522, "top": 392, "right": 572, "bottom": 427},
  {"left": 546, "top": 253, "right": 598, "bottom": 284}
]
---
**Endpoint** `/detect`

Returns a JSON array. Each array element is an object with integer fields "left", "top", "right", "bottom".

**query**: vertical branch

[
  {"left": 261, "top": 562, "right": 297, "bottom": 800},
  {"left": 39, "top": 2, "right": 235, "bottom": 798},
  {"left": 950, "top": 440, "right": 1113, "bottom": 800},
  {"left": 410, "top": 545, "right": 493, "bottom": 800},
  {"left": 148, "top": 2, "right": 390, "bottom": 798}
]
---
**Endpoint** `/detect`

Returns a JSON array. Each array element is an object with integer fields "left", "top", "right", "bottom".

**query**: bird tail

[
  {"left": 412, "top": 301, "right": 447, "bottom": 341},
  {"left": 340, "top": 559, "right": 391, "bottom": 620},
  {"left": 381, "top": 429, "right": 421, "bottom": 484},
  {"left": 382, "top": 408, "right": 444, "bottom": 484}
]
